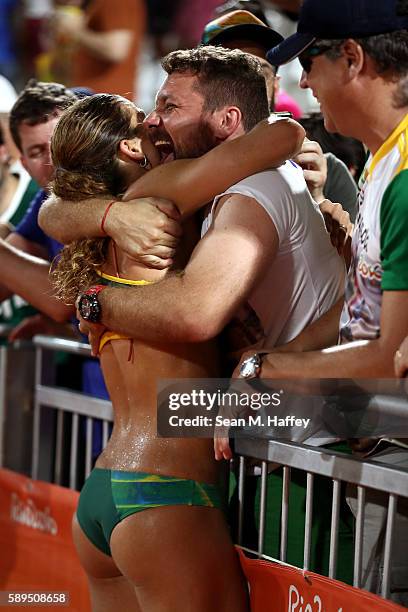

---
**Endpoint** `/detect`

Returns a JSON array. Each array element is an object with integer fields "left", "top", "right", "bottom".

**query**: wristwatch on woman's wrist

[
  {"left": 77, "top": 285, "right": 107, "bottom": 323},
  {"left": 239, "top": 353, "right": 264, "bottom": 379}
]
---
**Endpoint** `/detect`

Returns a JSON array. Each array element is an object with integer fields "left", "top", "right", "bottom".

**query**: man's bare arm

[
  {"left": 95, "top": 194, "right": 279, "bottom": 343},
  {"left": 0, "top": 238, "right": 73, "bottom": 322},
  {"left": 0, "top": 232, "right": 53, "bottom": 305},
  {"left": 256, "top": 291, "right": 408, "bottom": 378}
]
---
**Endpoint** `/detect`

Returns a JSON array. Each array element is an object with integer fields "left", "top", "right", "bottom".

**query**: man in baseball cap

[
  {"left": 201, "top": 8, "right": 283, "bottom": 51},
  {"left": 246, "top": 0, "right": 408, "bottom": 604},
  {"left": 201, "top": 9, "right": 303, "bottom": 118},
  {"left": 267, "top": 0, "right": 408, "bottom": 66}
]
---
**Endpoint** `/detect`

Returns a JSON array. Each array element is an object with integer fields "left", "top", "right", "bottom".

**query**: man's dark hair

[
  {"left": 161, "top": 45, "right": 269, "bottom": 131},
  {"left": 9, "top": 79, "right": 77, "bottom": 151},
  {"left": 316, "top": 30, "right": 408, "bottom": 107}
]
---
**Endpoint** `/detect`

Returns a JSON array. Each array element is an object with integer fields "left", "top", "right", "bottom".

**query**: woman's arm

[{"left": 124, "top": 117, "right": 305, "bottom": 216}]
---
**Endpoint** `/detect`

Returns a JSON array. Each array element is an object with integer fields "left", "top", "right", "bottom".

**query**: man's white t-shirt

[{"left": 202, "top": 161, "right": 345, "bottom": 350}]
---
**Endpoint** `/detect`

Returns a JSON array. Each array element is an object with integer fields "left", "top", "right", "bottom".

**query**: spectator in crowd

[
  {"left": 0, "top": 80, "right": 77, "bottom": 343},
  {"left": 201, "top": 8, "right": 301, "bottom": 117},
  {"left": 0, "top": 0, "right": 19, "bottom": 83},
  {"left": 53, "top": 0, "right": 146, "bottom": 99},
  {"left": 22, "top": 0, "right": 53, "bottom": 82},
  {"left": 0, "top": 76, "right": 43, "bottom": 341},
  {"left": 173, "top": 0, "right": 222, "bottom": 48},
  {"left": 201, "top": 9, "right": 358, "bottom": 222},
  {"left": 248, "top": 0, "right": 408, "bottom": 603},
  {"left": 0, "top": 76, "right": 39, "bottom": 237}
]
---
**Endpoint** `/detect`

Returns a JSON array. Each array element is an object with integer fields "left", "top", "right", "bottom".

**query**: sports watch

[
  {"left": 239, "top": 353, "right": 264, "bottom": 379},
  {"left": 77, "top": 285, "right": 107, "bottom": 323}
]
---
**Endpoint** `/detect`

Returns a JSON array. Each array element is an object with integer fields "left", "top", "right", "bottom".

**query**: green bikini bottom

[{"left": 76, "top": 468, "right": 222, "bottom": 556}]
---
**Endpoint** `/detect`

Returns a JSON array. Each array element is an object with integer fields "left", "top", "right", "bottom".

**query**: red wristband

[
  {"left": 85, "top": 285, "right": 107, "bottom": 296},
  {"left": 100, "top": 200, "right": 116, "bottom": 235}
]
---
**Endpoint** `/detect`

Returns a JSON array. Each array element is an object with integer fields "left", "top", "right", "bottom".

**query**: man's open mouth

[{"left": 154, "top": 139, "right": 175, "bottom": 164}]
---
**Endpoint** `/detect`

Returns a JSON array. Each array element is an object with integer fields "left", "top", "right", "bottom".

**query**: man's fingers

[
  {"left": 89, "top": 332, "right": 101, "bottom": 357},
  {"left": 294, "top": 152, "right": 320, "bottom": 167},
  {"left": 214, "top": 436, "right": 232, "bottom": 461},
  {"left": 299, "top": 139, "right": 323, "bottom": 155},
  {"left": 302, "top": 169, "right": 323, "bottom": 184},
  {"left": 394, "top": 347, "right": 408, "bottom": 378}
]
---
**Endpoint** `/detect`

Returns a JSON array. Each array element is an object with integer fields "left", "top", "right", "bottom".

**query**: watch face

[
  {"left": 80, "top": 296, "right": 92, "bottom": 320},
  {"left": 79, "top": 294, "right": 101, "bottom": 322},
  {"left": 240, "top": 355, "right": 261, "bottom": 379}
]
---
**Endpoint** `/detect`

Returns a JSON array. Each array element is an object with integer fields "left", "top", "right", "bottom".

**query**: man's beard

[{"left": 174, "top": 118, "right": 219, "bottom": 159}]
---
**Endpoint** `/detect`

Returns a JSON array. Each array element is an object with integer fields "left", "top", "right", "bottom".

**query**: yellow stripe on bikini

[{"left": 96, "top": 270, "right": 154, "bottom": 285}]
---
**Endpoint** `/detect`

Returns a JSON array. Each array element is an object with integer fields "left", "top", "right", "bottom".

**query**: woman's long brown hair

[{"left": 50, "top": 93, "right": 144, "bottom": 304}]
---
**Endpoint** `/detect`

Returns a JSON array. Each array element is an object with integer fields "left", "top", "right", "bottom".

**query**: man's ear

[
  {"left": 211, "top": 106, "right": 242, "bottom": 139},
  {"left": 342, "top": 39, "right": 365, "bottom": 79}
]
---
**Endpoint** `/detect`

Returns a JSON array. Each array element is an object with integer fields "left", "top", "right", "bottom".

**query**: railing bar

[
  {"left": 31, "top": 346, "right": 43, "bottom": 479},
  {"left": 329, "top": 479, "right": 341, "bottom": 579},
  {"left": 36, "top": 385, "right": 113, "bottom": 420},
  {"left": 257, "top": 461, "right": 268, "bottom": 557},
  {"left": 235, "top": 438, "right": 408, "bottom": 497},
  {"left": 54, "top": 410, "right": 64, "bottom": 485},
  {"left": 280, "top": 466, "right": 290, "bottom": 562},
  {"left": 102, "top": 420, "right": 109, "bottom": 448},
  {"left": 69, "top": 413, "right": 79, "bottom": 490},
  {"left": 303, "top": 472, "right": 314, "bottom": 570},
  {"left": 85, "top": 417, "right": 93, "bottom": 479},
  {"left": 382, "top": 493, "right": 397, "bottom": 599},
  {"left": 353, "top": 485, "right": 366, "bottom": 588},
  {"left": 33, "top": 335, "right": 92, "bottom": 357},
  {"left": 0, "top": 346, "right": 8, "bottom": 468},
  {"left": 237, "top": 455, "right": 245, "bottom": 546}
]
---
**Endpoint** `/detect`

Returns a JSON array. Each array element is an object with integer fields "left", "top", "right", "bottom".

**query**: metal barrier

[
  {"left": 27, "top": 334, "right": 408, "bottom": 603},
  {"left": 32, "top": 335, "right": 113, "bottom": 490},
  {"left": 234, "top": 436, "right": 408, "bottom": 600},
  {"left": 0, "top": 325, "right": 36, "bottom": 473}
]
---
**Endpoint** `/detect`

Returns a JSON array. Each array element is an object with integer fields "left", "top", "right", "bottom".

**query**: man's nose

[
  {"left": 299, "top": 70, "right": 309, "bottom": 90},
  {"left": 144, "top": 110, "right": 161, "bottom": 128}
]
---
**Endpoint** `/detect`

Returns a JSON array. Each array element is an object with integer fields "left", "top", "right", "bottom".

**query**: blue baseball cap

[{"left": 267, "top": 0, "right": 408, "bottom": 66}]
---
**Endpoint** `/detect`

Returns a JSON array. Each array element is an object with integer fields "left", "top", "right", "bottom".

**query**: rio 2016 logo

[{"left": 288, "top": 585, "right": 343, "bottom": 612}]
